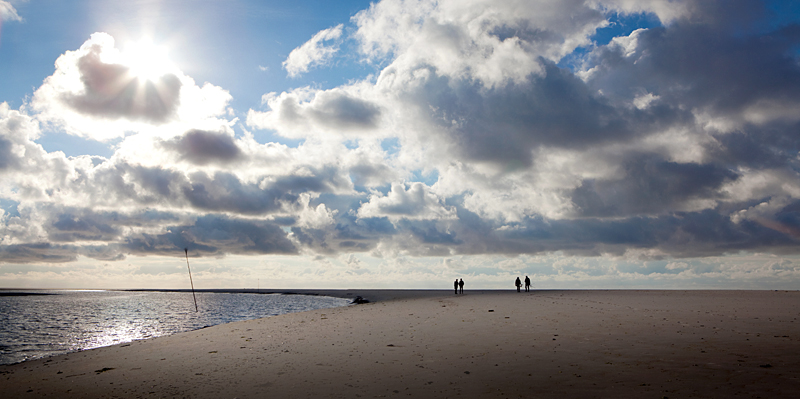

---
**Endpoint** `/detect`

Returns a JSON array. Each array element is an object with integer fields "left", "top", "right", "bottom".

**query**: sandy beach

[{"left": 2, "top": 289, "right": 799, "bottom": 398}]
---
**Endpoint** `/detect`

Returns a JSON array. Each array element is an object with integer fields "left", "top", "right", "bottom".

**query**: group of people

[
  {"left": 454, "top": 278, "right": 464, "bottom": 294},
  {"left": 452, "top": 276, "right": 532, "bottom": 294},
  {"left": 514, "top": 276, "right": 531, "bottom": 292}
]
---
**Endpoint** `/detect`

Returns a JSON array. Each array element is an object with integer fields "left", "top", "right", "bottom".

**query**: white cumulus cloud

[
  {"left": 358, "top": 182, "right": 456, "bottom": 221},
  {"left": 283, "top": 24, "right": 344, "bottom": 77},
  {"left": 31, "top": 32, "right": 232, "bottom": 142}
]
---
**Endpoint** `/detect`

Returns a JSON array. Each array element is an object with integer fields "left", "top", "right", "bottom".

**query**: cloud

[
  {"left": 583, "top": 18, "right": 800, "bottom": 132},
  {"left": 0, "top": 1, "right": 21, "bottom": 22},
  {"left": 4, "top": 0, "right": 800, "bottom": 289},
  {"left": 0, "top": 104, "right": 37, "bottom": 171},
  {"left": 0, "top": 243, "right": 80, "bottom": 264},
  {"left": 358, "top": 182, "right": 456, "bottom": 221},
  {"left": 31, "top": 32, "right": 232, "bottom": 141},
  {"left": 0, "top": 212, "right": 298, "bottom": 263},
  {"left": 571, "top": 157, "right": 739, "bottom": 217},
  {"left": 159, "top": 129, "right": 242, "bottom": 166},
  {"left": 283, "top": 24, "right": 344, "bottom": 77},
  {"left": 121, "top": 214, "right": 298, "bottom": 257},
  {"left": 590, "top": 0, "right": 692, "bottom": 24},
  {"left": 352, "top": 0, "right": 609, "bottom": 88},
  {"left": 247, "top": 85, "right": 382, "bottom": 138},
  {"left": 240, "top": 0, "right": 799, "bottom": 262},
  {"left": 342, "top": 142, "right": 399, "bottom": 188},
  {"left": 32, "top": 33, "right": 180, "bottom": 126}
]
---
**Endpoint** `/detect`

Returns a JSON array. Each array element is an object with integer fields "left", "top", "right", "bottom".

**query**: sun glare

[{"left": 122, "top": 40, "right": 176, "bottom": 81}]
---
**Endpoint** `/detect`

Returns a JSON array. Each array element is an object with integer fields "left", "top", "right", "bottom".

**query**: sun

[{"left": 121, "top": 40, "right": 176, "bottom": 81}]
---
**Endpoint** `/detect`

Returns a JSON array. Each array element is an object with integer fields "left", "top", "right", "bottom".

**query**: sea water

[{"left": 0, "top": 290, "right": 351, "bottom": 365}]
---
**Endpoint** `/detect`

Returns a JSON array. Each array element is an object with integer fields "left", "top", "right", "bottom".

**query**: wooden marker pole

[{"left": 184, "top": 248, "right": 198, "bottom": 312}]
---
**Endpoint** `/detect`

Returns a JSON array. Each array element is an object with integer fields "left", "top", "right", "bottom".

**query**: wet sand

[{"left": 2, "top": 289, "right": 799, "bottom": 398}]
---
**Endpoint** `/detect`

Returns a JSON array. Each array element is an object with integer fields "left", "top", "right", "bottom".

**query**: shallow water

[{"left": 0, "top": 290, "right": 351, "bottom": 365}]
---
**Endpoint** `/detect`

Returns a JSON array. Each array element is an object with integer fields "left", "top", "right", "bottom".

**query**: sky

[{"left": 1, "top": 0, "right": 800, "bottom": 290}]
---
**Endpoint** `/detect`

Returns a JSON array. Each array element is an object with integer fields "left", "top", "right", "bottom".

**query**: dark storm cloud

[
  {"left": 346, "top": 160, "right": 395, "bottom": 188},
  {"left": 60, "top": 41, "right": 181, "bottom": 123},
  {"left": 0, "top": 137, "right": 15, "bottom": 169},
  {"left": 128, "top": 165, "right": 182, "bottom": 199},
  {"left": 270, "top": 166, "right": 349, "bottom": 194},
  {"left": 79, "top": 245, "right": 127, "bottom": 261},
  {"left": 179, "top": 173, "right": 293, "bottom": 214},
  {"left": 41, "top": 207, "right": 181, "bottom": 245},
  {"left": 49, "top": 212, "right": 120, "bottom": 242},
  {"left": 396, "top": 218, "right": 461, "bottom": 245},
  {"left": 0, "top": 243, "right": 79, "bottom": 263},
  {"left": 181, "top": 167, "right": 347, "bottom": 215},
  {"left": 587, "top": 10, "right": 800, "bottom": 123},
  {"left": 311, "top": 91, "right": 381, "bottom": 130},
  {"left": 571, "top": 157, "right": 739, "bottom": 217},
  {"left": 355, "top": 216, "right": 397, "bottom": 235},
  {"left": 290, "top": 226, "right": 333, "bottom": 254},
  {"left": 79, "top": 162, "right": 350, "bottom": 216},
  {"left": 84, "top": 163, "right": 182, "bottom": 207},
  {"left": 256, "top": 89, "right": 382, "bottom": 136},
  {"left": 160, "top": 129, "right": 242, "bottom": 165},
  {"left": 401, "top": 61, "right": 648, "bottom": 168},
  {"left": 0, "top": 203, "right": 296, "bottom": 261},
  {"left": 122, "top": 214, "right": 297, "bottom": 257},
  {"left": 707, "top": 128, "right": 800, "bottom": 170},
  {"left": 450, "top": 208, "right": 800, "bottom": 258},
  {"left": 305, "top": 196, "right": 800, "bottom": 258}
]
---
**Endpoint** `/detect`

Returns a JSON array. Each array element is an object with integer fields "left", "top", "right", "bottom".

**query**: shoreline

[
  {"left": 2, "top": 289, "right": 800, "bottom": 397},
  {"left": 6, "top": 287, "right": 796, "bottom": 302},
  {"left": 0, "top": 288, "right": 458, "bottom": 303},
  {"left": 124, "top": 288, "right": 458, "bottom": 303}
]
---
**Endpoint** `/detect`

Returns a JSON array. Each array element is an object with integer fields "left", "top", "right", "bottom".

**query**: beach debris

[
  {"left": 352, "top": 296, "right": 370, "bottom": 304},
  {"left": 94, "top": 367, "right": 115, "bottom": 374}
]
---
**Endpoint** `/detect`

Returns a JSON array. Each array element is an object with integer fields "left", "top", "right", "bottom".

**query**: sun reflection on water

[{"left": 0, "top": 291, "right": 351, "bottom": 365}]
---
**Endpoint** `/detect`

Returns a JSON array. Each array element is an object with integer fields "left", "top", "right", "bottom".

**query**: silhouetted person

[
  {"left": 515, "top": 277, "right": 522, "bottom": 292},
  {"left": 459, "top": 278, "right": 464, "bottom": 294},
  {"left": 524, "top": 276, "right": 531, "bottom": 292},
  {"left": 454, "top": 279, "right": 459, "bottom": 294}
]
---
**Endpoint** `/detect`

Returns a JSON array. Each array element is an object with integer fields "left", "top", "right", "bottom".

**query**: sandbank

[{"left": 2, "top": 289, "right": 799, "bottom": 398}]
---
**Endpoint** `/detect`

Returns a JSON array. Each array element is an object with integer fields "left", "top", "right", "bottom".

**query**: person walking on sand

[
  {"left": 454, "top": 279, "right": 459, "bottom": 294},
  {"left": 524, "top": 276, "right": 531, "bottom": 292},
  {"left": 515, "top": 277, "right": 522, "bottom": 292},
  {"left": 459, "top": 278, "right": 464, "bottom": 294}
]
